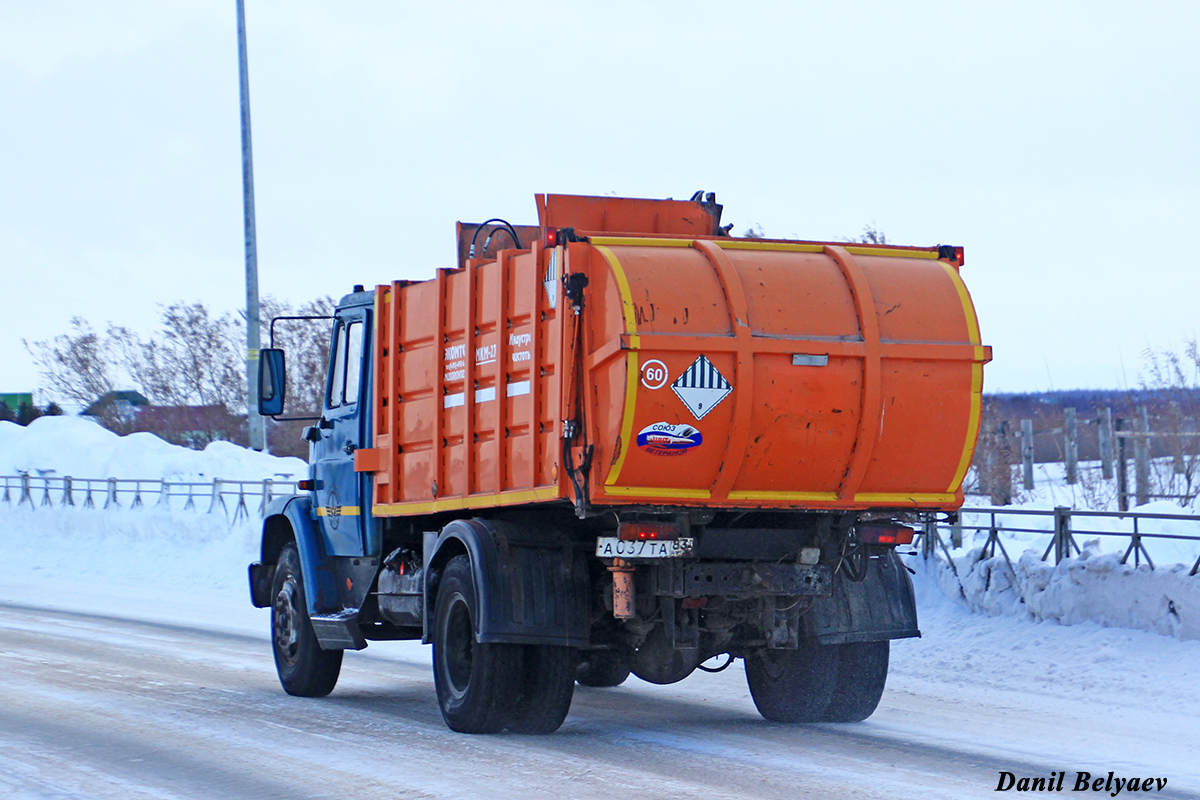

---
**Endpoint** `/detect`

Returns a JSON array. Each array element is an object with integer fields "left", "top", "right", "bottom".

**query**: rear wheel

[
  {"left": 432, "top": 555, "right": 524, "bottom": 733},
  {"left": 271, "top": 543, "right": 343, "bottom": 697},
  {"left": 576, "top": 651, "right": 631, "bottom": 688},
  {"left": 745, "top": 640, "right": 839, "bottom": 723},
  {"left": 822, "top": 640, "right": 889, "bottom": 722},
  {"left": 508, "top": 645, "right": 577, "bottom": 734}
]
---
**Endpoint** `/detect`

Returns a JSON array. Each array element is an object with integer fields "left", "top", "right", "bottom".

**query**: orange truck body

[{"left": 356, "top": 194, "right": 991, "bottom": 517}]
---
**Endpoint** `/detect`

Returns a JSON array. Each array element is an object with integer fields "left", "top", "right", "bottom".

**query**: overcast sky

[{"left": 3, "top": 1, "right": 1198, "bottom": 399}]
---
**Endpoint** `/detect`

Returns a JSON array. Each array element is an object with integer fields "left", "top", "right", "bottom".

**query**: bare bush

[
  {"left": 24, "top": 318, "right": 122, "bottom": 408},
  {"left": 856, "top": 224, "right": 888, "bottom": 245}
]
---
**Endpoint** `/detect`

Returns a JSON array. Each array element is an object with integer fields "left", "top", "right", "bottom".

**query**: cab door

[{"left": 312, "top": 308, "right": 369, "bottom": 556}]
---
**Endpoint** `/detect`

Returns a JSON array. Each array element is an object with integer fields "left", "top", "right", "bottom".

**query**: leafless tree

[
  {"left": 24, "top": 317, "right": 121, "bottom": 408},
  {"left": 26, "top": 296, "right": 336, "bottom": 451},
  {"left": 856, "top": 224, "right": 888, "bottom": 245}
]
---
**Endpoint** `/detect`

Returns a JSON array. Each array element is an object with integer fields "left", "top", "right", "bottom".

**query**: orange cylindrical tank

[{"left": 580, "top": 236, "right": 990, "bottom": 511}]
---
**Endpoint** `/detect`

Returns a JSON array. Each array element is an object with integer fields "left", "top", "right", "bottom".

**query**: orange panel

[{"left": 587, "top": 237, "right": 990, "bottom": 511}]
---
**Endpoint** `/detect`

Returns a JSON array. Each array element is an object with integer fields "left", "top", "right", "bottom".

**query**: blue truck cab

[{"left": 249, "top": 288, "right": 381, "bottom": 651}]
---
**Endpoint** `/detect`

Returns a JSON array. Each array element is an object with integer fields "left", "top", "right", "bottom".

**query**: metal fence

[
  {"left": 1, "top": 473, "right": 299, "bottom": 523},
  {"left": 919, "top": 505, "right": 1200, "bottom": 577}
]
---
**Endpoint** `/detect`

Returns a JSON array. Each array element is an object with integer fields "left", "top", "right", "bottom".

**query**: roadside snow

[
  {"left": 940, "top": 486, "right": 1200, "bottom": 640},
  {"left": 0, "top": 416, "right": 306, "bottom": 482},
  {"left": 0, "top": 417, "right": 303, "bottom": 634}
]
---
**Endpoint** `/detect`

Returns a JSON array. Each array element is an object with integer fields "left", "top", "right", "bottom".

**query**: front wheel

[
  {"left": 271, "top": 543, "right": 343, "bottom": 697},
  {"left": 745, "top": 640, "right": 839, "bottom": 723}
]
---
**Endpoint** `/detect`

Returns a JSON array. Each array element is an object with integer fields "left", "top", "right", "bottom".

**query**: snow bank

[
  {"left": 930, "top": 542, "right": 1200, "bottom": 641},
  {"left": 0, "top": 417, "right": 309, "bottom": 633},
  {"left": 0, "top": 416, "right": 306, "bottom": 481}
]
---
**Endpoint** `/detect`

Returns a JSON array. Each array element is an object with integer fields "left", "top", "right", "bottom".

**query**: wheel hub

[
  {"left": 273, "top": 577, "right": 301, "bottom": 665},
  {"left": 439, "top": 592, "right": 474, "bottom": 700}
]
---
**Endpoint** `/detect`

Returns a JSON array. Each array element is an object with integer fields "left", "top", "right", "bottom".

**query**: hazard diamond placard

[{"left": 672, "top": 355, "right": 732, "bottom": 420}]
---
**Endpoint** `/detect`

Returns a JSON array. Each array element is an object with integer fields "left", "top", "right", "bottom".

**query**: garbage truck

[{"left": 249, "top": 191, "right": 991, "bottom": 734}]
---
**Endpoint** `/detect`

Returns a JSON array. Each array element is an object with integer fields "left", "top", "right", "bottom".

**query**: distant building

[
  {"left": 132, "top": 404, "right": 242, "bottom": 448},
  {"left": 0, "top": 392, "right": 33, "bottom": 410},
  {"left": 80, "top": 391, "right": 242, "bottom": 448},
  {"left": 81, "top": 391, "right": 151, "bottom": 424}
]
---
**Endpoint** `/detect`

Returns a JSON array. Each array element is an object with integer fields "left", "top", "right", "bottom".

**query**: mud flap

[
  {"left": 803, "top": 550, "right": 919, "bottom": 645},
  {"left": 425, "top": 519, "right": 590, "bottom": 647}
]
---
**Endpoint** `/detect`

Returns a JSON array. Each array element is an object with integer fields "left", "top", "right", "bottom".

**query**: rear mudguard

[
  {"left": 423, "top": 518, "right": 589, "bottom": 647},
  {"left": 803, "top": 549, "right": 920, "bottom": 645}
]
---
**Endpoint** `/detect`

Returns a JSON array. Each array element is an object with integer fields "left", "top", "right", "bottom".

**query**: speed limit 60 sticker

[{"left": 640, "top": 359, "right": 670, "bottom": 390}]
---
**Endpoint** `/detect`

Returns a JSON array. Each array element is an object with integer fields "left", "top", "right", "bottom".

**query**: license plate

[{"left": 595, "top": 537, "right": 694, "bottom": 559}]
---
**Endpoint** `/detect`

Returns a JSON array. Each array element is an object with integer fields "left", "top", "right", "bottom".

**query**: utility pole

[{"left": 237, "top": 0, "right": 266, "bottom": 452}]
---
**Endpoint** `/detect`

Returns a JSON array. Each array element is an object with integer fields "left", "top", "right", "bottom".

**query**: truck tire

[
  {"left": 508, "top": 645, "right": 577, "bottom": 734},
  {"left": 271, "top": 543, "right": 343, "bottom": 697},
  {"left": 433, "top": 555, "right": 524, "bottom": 733},
  {"left": 821, "top": 640, "right": 889, "bottom": 722},
  {"left": 745, "top": 640, "right": 839, "bottom": 723},
  {"left": 576, "top": 651, "right": 630, "bottom": 688}
]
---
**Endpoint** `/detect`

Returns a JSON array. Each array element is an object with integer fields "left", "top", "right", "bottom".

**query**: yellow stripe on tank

[{"left": 941, "top": 261, "right": 985, "bottom": 493}]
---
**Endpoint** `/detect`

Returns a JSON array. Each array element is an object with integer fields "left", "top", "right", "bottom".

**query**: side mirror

[{"left": 258, "top": 348, "right": 286, "bottom": 416}]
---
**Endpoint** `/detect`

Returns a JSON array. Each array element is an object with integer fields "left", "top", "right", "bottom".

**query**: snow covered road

[{"left": 2, "top": 597, "right": 1197, "bottom": 800}]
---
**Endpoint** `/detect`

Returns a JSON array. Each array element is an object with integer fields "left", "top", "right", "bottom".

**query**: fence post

[
  {"left": 1064, "top": 407, "right": 1078, "bottom": 485},
  {"left": 1099, "top": 407, "right": 1114, "bottom": 480},
  {"left": 104, "top": 477, "right": 120, "bottom": 509},
  {"left": 1116, "top": 418, "right": 1129, "bottom": 512},
  {"left": 1021, "top": 419, "right": 1035, "bottom": 490},
  {"left": 18, "top": 474, "right": 33, "bottom": 508},
  {"left": 209, "top": 479, "right": 227, "bottom": 515},
  {"left": 1170, "top": 401, "right": 1186, "bottom": 476},
  {"left": 157, "top": 479, "right": 171, "bottom": 509},
  {"left": 62, "top": 476, "right": 75, "bottom": 506},
  {"left": 1135, "top": 405, "right": 1150, "bottom": 507},
  {"left": 1054, "top": 505, "right": 1074, "bottom": 564},
  {"left": 40, "top": 478, "right": 53, "bottom": 507},
  {"left": 232, "top": 482, "right": 249, "bottom": 523},
  {"left": 922, "top": 519, "right": 937, "bottom": 559},
  {"left": 259, "top": 478, "right": 273, "bottom": 517}
]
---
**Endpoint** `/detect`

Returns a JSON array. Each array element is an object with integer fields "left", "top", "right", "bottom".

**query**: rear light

[
  {"left": 936, "top": 244, "right": 964, "bottom": 266},
  {"left": 858, "top": 524, "right": 914, "bottom": 545},
  {"left": 617, "top": 522, "right": 681, "bottom": 541},
  {"left": 298, "top": 479, "right": 314, "bottom": 491},
  {"left": 545, "top": 228, "right": 559, "bottom": 248}
]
